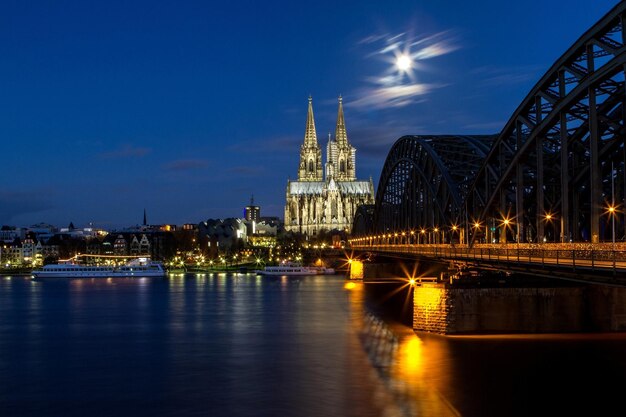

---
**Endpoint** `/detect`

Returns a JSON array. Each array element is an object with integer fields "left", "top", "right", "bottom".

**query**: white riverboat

[
  {"left": 255, "top": 262, "right": 336, "bottom": 276},
  {"left": 32, "top": 257, "right": 166, "bottom": 279},
  {"left": 310, "top": 266, "right": 336, "bottom": 275}
]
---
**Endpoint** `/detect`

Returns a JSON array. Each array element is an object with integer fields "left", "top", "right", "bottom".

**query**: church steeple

[
  {"left": 304, "top": 95, "right": 318, "bottom": 147},
  {"left": 298, "top": 96, "right": 323, "bottom": 181},
  {"left": 333, "top": 95, "right": 356, "bottom": 181},
  {"left": 335, "top": 95, "right": 348, "bottom": 147}
]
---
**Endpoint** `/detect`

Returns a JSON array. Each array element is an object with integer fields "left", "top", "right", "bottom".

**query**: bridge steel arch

[
  {"left": 371, "top": 135, "right": 494, "bottom": 238},
  {"left": 466, "top": 1, "right": 626, "bottom": 246},
  {"left": 352, "top": 204, "right": 375, "bottom": 236}
]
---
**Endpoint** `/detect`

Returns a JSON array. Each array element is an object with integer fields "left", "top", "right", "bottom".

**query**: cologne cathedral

[{"left": 284, "top": 96, "right": 374, "bottom": 236}]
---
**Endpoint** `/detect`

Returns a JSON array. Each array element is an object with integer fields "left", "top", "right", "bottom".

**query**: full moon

[{"left": 396, "top": 54, "right": 412, "bottom": 71}]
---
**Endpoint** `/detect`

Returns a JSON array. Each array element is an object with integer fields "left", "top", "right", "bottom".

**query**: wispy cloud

[
  {"left": 227, "top": 166, "right": 265, "bottom": 176},
  {"left": 351, "top": 30, "right": 460, "bottom": 109},
  {"left": 99, "top": 144, "right": 151, "bottom": 159},
  {"left": 348, "top": 122, "right": 423, "bottom": 157},
  {"left": 351, "top": 84, "right": 433, "bottom": 109},
  {"left": 162, "top": 159, "right": 209, "bottom": 172},
  {"left": 471, "top": 65, "right": 542, "bottom": 87},
  {"left": 228, "top": 135, "right": 300, "bottom": 153},
  {"left": 0, "top": 191, "right": 54, "bottom": 222}
]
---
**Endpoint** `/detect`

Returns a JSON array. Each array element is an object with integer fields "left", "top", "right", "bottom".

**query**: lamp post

[
  {"left": 609, "top": 205, "right": 616, "bottom": 248},
  {"left": 473, "top": 221, "right": 481, "bottom": 244},
  {"left": 451, "top": 225, "right": 458, "bottom": 245},
  {"left": 544, "top": 213, "right": 554, "bottom": 243},
  {"left": 611, "top": 161, "right": 616, "bottom": 248}
]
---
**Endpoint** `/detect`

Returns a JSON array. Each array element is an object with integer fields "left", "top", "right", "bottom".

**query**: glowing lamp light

[{"left": 408, "top": 278, "right": 416, "bottom": 286}]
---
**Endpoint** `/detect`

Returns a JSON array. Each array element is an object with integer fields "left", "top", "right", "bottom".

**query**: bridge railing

[{"left": 349, "top": 243, "right": 626, "bottom": 272}]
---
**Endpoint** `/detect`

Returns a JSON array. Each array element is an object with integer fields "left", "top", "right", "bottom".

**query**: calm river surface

[{"left": 1, "top": 273, "right": 626, "bottom": 417}]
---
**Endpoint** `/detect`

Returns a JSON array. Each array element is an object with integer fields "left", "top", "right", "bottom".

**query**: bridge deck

[{"left": 351, "top": 243, "right": 626, "bottom": 286}]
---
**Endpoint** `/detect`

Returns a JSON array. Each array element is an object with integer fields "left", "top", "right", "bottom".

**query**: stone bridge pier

[{"left": 353, "top": 259, "right": 626, "bottom": 334}]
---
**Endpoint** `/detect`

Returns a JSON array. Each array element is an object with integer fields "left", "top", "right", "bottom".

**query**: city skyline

[{"left": 1, "top": 0, "right": 617, "bottom": 229}]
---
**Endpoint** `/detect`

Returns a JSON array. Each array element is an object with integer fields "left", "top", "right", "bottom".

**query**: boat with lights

[
  {"left": 31, "top": 257, "right": 166, "bottom": 278},
  {"left": 255, "top": 262, "right": 335, "bottom": 276},
  {"left": 310, "top": 266, "right": 336, "bottom": 275}
]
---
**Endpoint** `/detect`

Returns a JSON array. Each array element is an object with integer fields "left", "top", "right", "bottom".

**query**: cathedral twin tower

[{"left": 284, "top": 96, "right": 374, "bottom": 236}]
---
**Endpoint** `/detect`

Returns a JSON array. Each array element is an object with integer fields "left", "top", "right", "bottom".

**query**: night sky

[{"left": 0, "top": 0, "right": 618, "bottom": 229}]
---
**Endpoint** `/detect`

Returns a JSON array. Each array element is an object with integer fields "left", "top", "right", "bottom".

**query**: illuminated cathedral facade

[{"left": 284, "top": 96, "right": 374, "bottom": 236}]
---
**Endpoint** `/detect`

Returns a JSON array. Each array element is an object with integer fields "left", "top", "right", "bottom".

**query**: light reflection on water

[
  {"left": 2, "top": 274, "right": 626, "bottom": 416},
  {"left": 345, "top": 282, "right": 459, "bottom": 416},
  {"left": 351, "top": 280, "right": 626, "bottom": 417},
  {"left": 0, "top": 274, "right": 394, "bottom": 417}
]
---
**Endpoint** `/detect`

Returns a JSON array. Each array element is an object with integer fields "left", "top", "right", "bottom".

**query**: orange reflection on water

[
  {"left": 396, "top": 336, "right": 424, "bottom": 379},
  {"left": 345, "top": 279, "right": 458, "bottom": 416},
  {"left": 389, "top": 331, "right": 458, "bottom": 416}
]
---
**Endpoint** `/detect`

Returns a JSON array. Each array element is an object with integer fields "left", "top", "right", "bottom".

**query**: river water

[{"left": 0, "top": 273, "right": 625, "bottom": 416}]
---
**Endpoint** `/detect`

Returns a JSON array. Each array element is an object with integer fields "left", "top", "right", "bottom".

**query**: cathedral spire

[
  {"left": 304, "top": 95, "right": 318, "bottom": 147},
  {"left": 298, "top": 96, "right": 323, "bottom": 181},
  {"left": 335, "top": 95, "right": 348, "bottom": 147}
]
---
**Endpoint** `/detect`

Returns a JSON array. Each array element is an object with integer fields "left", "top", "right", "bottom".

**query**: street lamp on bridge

[
  {"left": 450, "top": 224, "right": 458, "bottom": 245},
  {"left": 542, "top": 212, "right": 557, "bottom": 243},
  {"left": 607, "top": 204, "right": 619, "bottom": 248},
  {"left": 499, "top": 215, "right": 514, "bottom": 244}
]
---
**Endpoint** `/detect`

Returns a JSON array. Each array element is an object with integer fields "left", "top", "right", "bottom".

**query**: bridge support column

[
  {"left": 559, "top": 70, "right": 570, "bottom": 243},
  {"left": 413, "top": 282, "right": 626, "bottom": 334},
  {"left": 588, "top": 45, "right": 601, "bottom": 244}
]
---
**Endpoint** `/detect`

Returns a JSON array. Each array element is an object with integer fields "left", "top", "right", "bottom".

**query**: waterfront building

[
  {"left": 284, "top": 96, "right": 374, "bottom": 237},
  {"left": 244, "top": 196, "right": 260, "bottom": 223},
  {"left": 0, "top": 236, "right": 48, "bottom": 265},
  {"left": 0, "top": 226, "right": 24, "bottom": 243},
  {"left": 130, "top": 235, "right": 140, "bottom": 255},
  {"left": 198, "top": 218, "right": 248, "bottom": 254},
  {"left": 113, "top": 235, "right": 128, "bottom": 255}
]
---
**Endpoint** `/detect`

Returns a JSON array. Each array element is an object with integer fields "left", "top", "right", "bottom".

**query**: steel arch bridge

[
  {"left": 467, "top": 1, "right": 626, "bottom": 246},
  {"left": 365, "top": 135, "right": 494, "bottom": 239},
  {"left": 354, "top": 1, "right": 626, "bottom": 250}
]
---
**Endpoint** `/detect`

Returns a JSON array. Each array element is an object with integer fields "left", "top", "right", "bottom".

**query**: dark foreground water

[{"left": 1, "top": 274, "right": 626, "bottom": 417}]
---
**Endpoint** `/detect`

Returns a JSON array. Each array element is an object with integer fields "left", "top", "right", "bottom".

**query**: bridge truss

[
  {"left": 355, "top": 2, "right": 626, "bottom": 249},
  {"left": 370, "top": 135, "right": 493, "bottom": 240},
  {"left": 467, "top": 2, "right": 626, "bottom": 245}
]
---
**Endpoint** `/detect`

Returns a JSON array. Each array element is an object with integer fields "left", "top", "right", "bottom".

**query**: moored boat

[
  {"left": 255, "top": 262, "right": 336, "bottom": 276},
  {"left": 255, "top": 262, "right": 317, "bottom": 276},
  {"left": 310, "top": 266, "right": 336, "bottom": 275},
  {"left": 32, "top": 257, "right": 166, "bottom": 278}
]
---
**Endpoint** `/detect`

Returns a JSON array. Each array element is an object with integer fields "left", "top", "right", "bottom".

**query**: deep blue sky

[{"left": 0, "top": 0, "right": 619, "bottom": 229}]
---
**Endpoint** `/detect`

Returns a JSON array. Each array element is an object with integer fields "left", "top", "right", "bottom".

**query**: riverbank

[{"left": 0, "top": 268, "right": 32, "bottom": 275}]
